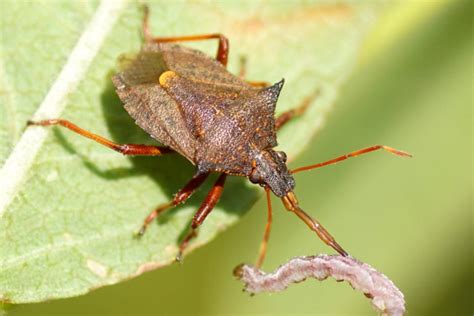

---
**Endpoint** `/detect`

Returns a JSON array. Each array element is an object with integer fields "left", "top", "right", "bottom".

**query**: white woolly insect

[{"left": 234, "top": 254, "right": 405, "bottom": 316}]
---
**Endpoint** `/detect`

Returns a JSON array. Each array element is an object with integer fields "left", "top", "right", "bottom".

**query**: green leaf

[{"left": 0, "top": 1, "right": 382, "bottom": 303}]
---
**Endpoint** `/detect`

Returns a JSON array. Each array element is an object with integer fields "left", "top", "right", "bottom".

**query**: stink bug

[{"left": 28, "top": 7, "right": 411, "bottom": 267}]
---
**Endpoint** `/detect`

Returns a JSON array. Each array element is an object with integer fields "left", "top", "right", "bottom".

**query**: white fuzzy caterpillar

[{"left": 234, "top": 255, "right": 405, "bottom": 316}]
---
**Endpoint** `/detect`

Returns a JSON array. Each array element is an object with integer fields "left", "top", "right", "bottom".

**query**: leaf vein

[{"left": 0, "top": 0, "right": 128, "bottom": 218}]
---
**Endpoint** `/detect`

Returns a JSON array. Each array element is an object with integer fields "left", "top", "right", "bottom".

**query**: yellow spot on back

[{"left": 159, "top": 70, "right": 177, "bottom": 87}]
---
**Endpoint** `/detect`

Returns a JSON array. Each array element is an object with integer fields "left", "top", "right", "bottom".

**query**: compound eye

[
  {"left": 276, "top": 151, "right": 287, "bottom": 163},
  {"left": 249, "top": 169, "right": 261, "bottom": 184}
]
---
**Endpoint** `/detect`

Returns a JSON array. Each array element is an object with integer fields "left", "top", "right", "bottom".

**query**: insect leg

[
  {"left": 142, "top": 6, "right": 229, "bottom": 66},
  {"left": 238, "top": 56, "right": 270, "bottom": 87},
  {"left": 28, "top": 119, "right": 173, "bottom": 156},
  {"left": 255, "top": 188, "right": 273, "bottom": 269},
  {"left": 282, "top": 192, "right": 348, "bottom": 257},
  {"left": 275, "top": 89, "right": 320, "bottom": 130},
  {"left": 138, "top": 172, "right": 210, "bottom": 235},
  {"left": 176, "top": 173, "right": 227, "bottom": 261},
  {"left": 291, "top": 145, "right": 412, "bottom": 174},
  {"left": 247, "top": 81, "right": 270, "bottom": 88},
  {"left": 238, "top": 56, "right": 247, "bottom": 78}
]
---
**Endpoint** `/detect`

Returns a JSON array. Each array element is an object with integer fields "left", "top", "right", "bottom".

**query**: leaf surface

[{"left": 0, "top": 1, "right": 382, "bottom": 303}]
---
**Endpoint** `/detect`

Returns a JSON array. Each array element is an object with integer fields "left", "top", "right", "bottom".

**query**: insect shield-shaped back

[{"left": 112, "top": 43, "right": 292, "bottom": 195}]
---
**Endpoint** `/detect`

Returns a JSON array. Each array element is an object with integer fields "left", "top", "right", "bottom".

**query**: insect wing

[{"left": 112, "top": 51, "right": 198, "bottom": 162}]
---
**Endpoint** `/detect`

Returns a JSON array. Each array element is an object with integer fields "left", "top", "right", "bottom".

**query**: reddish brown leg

[
  {"left": 282, "top": 192, "right": 348, "bottom": 256},
  {"left": 238, "top": 56, "right": 247, "bottom": 78},
  {"left": 291, "top": 145, "right": 412, "bottom": 174},
  {"left": 142, "top": 6, "right": 228, "bottom": 66},
  {"left": 255, "top": 188, "right": 273, "bottom": 268},
  {"left": 176, "top": 173, "right": 227, "bottom": 261},
  {"left": 238, "top": 56, "right": 270, "bottom": 87},
  {"left": 28, "top": 119, "right": 173, "bottom": 156},
  {"left": 275, "top": 89, "right": 320, "bottom": 130},
  {"left": 138, "top": 173, "right": 210, "bottom": 235},
  {"left": 247, "top": 81, "right": 271, "bottom": 88}
]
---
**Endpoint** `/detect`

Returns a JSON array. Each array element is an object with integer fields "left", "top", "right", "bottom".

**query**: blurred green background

[{"left": 10, "top": 0, "right": 472, "bottom": 315}]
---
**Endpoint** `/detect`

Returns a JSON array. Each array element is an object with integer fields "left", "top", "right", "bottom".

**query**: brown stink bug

[{"left": 28, "top": 7, "right": 411, "bottom": 267}]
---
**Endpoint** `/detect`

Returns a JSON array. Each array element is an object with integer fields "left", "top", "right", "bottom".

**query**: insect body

[
  {"left": 113, "top": 43, "right": 293, "bottom": 197},
  {"left": 28, "top": 8, "right": 410, "bottom": 267}
]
